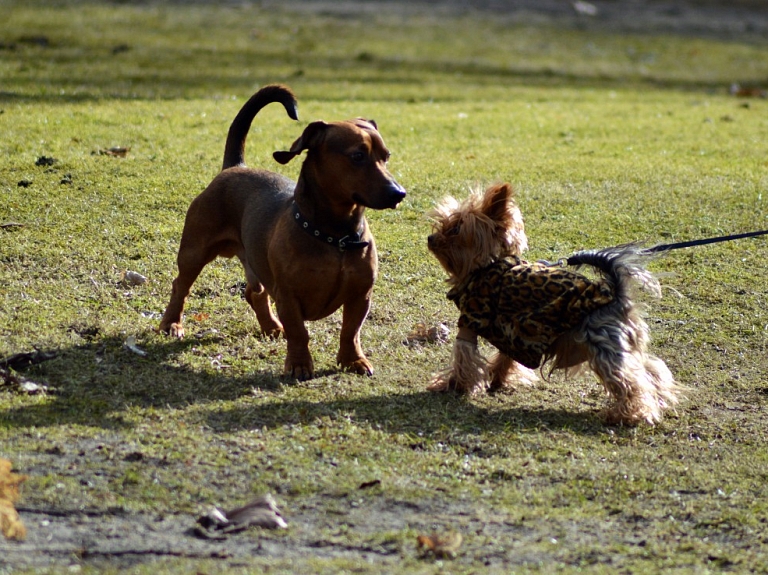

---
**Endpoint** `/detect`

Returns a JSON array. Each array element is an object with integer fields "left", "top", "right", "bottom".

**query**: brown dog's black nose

[{"left": 386, "top": 181, "right": 406, "bottom": 208}]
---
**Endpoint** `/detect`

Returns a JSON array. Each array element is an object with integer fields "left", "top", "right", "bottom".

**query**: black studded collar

[{"left": 292, "top": 203, "right": 370, "bottom": 252}]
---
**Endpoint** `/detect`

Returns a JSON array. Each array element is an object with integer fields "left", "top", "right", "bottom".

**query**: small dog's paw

[
  {"left": 601, "top": 405, "right": 648, "bottom": 427},
  {"left": 514, "top": 366, "right": 539, "bottom": 387},
  {"left": 488, "top": 377, "right": 509, "bottom": 394},
  {"left": 427, "top": 373, "right": 455, "bottom": 393},
  {"left": 342, "top": 358, "right": 374, "bottom": 376}
]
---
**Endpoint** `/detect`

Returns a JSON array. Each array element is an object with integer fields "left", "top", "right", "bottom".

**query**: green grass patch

[{"left": 2, "top": 1, "right": 768, "bottom": 573}]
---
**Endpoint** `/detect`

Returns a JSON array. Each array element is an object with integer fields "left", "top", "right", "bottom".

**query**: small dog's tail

[
  {"left": 564, "top": 244, "right": 679, "bottom": 425},
  {"left": 565, "top": 243, "right": 661, "bottom": 301},
  {"left": 222, "top": 84, "right": 299, "bottom": 171}
]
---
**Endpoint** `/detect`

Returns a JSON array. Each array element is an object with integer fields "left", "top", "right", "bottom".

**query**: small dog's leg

[
  {"left": 613, "top": 353, "right": 677, "bottom": 424},
  {"left": 592, "top": 348, "right": 676, "bottom": 426},
  {"left": 642, "top": 354, "right": 679, "bottom": 413},
  {"left": 586, "top": 319, "right": 679, "bottom": 425},
  {"left": 488, "top": 353, "right": 538, "bottom": 392},
  {"left": 245, "top": 282, "right": 283, "bottom": 338},
  {"left": 336, "top": 297, "right": 374, "bottom": 376},
  {"left": 429, "top": 336, "right": 488, "bottom": 395}
]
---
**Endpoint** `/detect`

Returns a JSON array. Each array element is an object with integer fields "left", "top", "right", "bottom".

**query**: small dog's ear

[
  {"left": 481, "top": 183, "right": 513, "bottom": 223},
  {"left": 273, "top": 120, "right": 329, "bottom": 164}
]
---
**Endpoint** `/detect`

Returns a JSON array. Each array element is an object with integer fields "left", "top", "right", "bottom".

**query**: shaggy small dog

[{"left": 426, "top": 182, "right": 679, "bottom": 425}]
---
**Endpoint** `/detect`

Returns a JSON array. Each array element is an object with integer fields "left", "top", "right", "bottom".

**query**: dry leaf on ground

[
  {"left": 123, "top": 336, "right": 148, "bottom": 357},
  {"left": 194, "top": 494, "right": 287, "bottom": 539},
  {"left": 404, "top": 322, "right": 450, "bottom": 346},
  {"left": 121, "top": 270, "right": 147, "bottom": 286},
  {"left": 99, "top": 146, "right": 131, "bottom": 157},
  {"left": 0, "top": 459, "right": 28, "bottom": 541},
  {"left": 417, "top": 531, "right": 463, "bottom": 558}
]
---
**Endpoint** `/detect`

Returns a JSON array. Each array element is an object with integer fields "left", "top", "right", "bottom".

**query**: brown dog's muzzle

[
  {"left": 357, "top": 180, "right": 406, "bottom": 210},
  {"left": 382, "top": 181, "right": 407, "bottom": 209}
]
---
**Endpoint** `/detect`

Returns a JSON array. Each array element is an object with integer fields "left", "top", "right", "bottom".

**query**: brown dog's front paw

[
  {"left": 341, "top": 358, "right": 374, "bottom": 376},
  {"left": 284, "top": 358, "right": 314, "bottom": 381},
  {"left": 160, "top": 322, "right": 185, "bottom": 338}
]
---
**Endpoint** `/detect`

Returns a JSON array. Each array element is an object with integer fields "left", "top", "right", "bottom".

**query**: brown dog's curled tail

[{"left": 222, "top": 84, "right": 299, "bottom": 170}]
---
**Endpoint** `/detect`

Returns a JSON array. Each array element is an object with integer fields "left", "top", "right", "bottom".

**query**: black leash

[
  {"left": 544, "top": 228, "right": 768, "bottom": 268},
  {"left": 646, "top": 229, "right": 768, "bottom": 254}
]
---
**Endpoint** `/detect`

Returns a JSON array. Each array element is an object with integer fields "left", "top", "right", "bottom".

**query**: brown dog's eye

[{"left": 350, "top": 151, "right": 366, "bottom": 164}]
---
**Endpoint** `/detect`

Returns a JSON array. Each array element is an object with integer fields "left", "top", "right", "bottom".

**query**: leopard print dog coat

[{"left": 447, "top": 256, "right": 615, "bottom": 369}]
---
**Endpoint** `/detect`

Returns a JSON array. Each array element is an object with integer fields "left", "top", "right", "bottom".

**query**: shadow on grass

[
  {"left": 0, "top": 335, "right": 607, "bottom": 436},
  {"left": 0, "top": 45, "right": 751, "bottom": 105},
  {"left": 204, "top": 391, "right": 607, "bottom": 437}
]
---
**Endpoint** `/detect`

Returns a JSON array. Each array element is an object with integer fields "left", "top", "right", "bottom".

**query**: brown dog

[{"left": 160, "top": 84, "right": 406, "bottom": 379}]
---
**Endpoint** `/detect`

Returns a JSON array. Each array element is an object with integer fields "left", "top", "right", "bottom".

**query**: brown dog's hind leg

[
  {"left": 336, "top": 297, "right": 374, "bottom": 376},
  {"left": 160, "top": 247, "right": 215, "bottom": 338},
  {"left": 245, "top": 282, "right": 283, "bottom": 338}
]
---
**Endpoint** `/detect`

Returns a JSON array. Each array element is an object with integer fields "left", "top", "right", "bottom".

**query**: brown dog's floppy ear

[
  {"left": 351, "top": 118, "right": 377, "bottom": 131},
  {"left": 481, "top": 183, "right": 513, "bottom": 224},
  {"left": 273, "top": 121, "right": 329, "bottom": 165}
]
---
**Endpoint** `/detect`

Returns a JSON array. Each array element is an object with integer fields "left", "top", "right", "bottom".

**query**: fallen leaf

[
  {"left": 0, "top": 367, "right": 51, "bottom": 394},
  {"left": 0, "top": 349, "right": 57, "bottom": 370},
  {"left": 194, "top": 494, "right": 287, "bottom": 539},
  {"left": 0, "top": 459, "right": 28, "bottom": 541},
  {"left": 0, "top": 350, "right": 56, "bottom": 394},
  {"left": 404, "top": 322, "right": 450, "bottom": 346},
  {"left": 194, "top": 328, "right": 220, "bottom": 340},
  {"left": 121, "top": 270, "right": 147, "bottom": 286},
  {"left": 417, "top": 531, "right": 463, "bottom": 559},
  {"left": 730, "top": 83, "right": 767, "bottom": 98},
  {"left": 124, "top": 336, "right": 148, "bottom": 357},
  {"left": 572, "top": 1, "right": 598, "bottom": 16},
  {"left": 99, "top": 146, "right": 131, "bottom": 157}
]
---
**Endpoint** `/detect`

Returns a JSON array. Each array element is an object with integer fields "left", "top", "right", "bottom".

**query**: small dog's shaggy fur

[{"left": 426, "top": 182, "right": 680, "bottom": 425}]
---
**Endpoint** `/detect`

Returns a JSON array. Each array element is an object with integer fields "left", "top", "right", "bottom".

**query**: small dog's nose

[{"left": 427, "top": 234, "right": 436, "bottom": 248}]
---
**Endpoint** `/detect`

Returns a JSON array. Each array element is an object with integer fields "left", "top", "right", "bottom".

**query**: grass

[{"left": 2, "top": 1, "right": 768, "bottom": 573}]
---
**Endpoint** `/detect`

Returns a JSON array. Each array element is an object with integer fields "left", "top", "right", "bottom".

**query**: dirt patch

[
  {"left": 0, "top": 495, "right": 653, "bottom": 571},
  {"left": 274, "top": 0, "right": 768, "bottom": 41}
]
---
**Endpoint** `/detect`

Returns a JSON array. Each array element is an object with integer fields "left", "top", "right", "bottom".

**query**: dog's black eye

[
  {"left": 447, "top": 225, "right": 460, "bottom": 236},
  {"left": 350, "top": 151, "right": 366, "bottom": 164}
]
